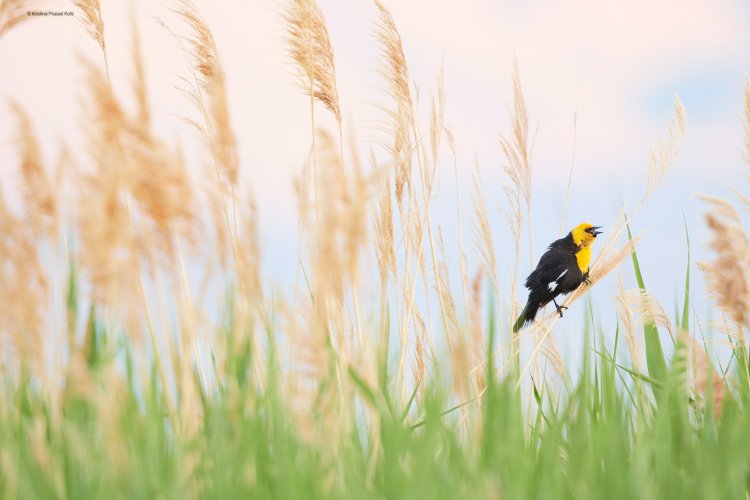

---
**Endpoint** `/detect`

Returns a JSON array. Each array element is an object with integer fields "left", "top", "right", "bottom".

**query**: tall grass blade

[{"left": 626, "top": 217, "right": 667, "bottom": 387}]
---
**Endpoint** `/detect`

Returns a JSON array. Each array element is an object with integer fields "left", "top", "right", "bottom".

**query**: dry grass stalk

[
  {"left": 0, "top": 0, "right": 30, "bottom": 38},
  {"left": 435, "top": 230, "right": 460, "bottom": 344},
  {"left": 285, "top": 0, "right": 341, "bottom": 123},
  {"left": 699, "top": 195, "right": 750, "bottom": 331},
  {"left": 468, "top": 269, "right": 487, "bottom": 395},
  {"left": 472, "top": 171, "right": 498, "bottom": 296},
  {"left": 448, "top": 131, "right": 471, "bottom": 318},
  {"left": 412, "top": 309, "right": 430, "bottom": 407},
  {"left": 131, "top": 16, "right": 150, "bottom": 130},
  {"left": 743, "top": 78, "right": 750, "bottom": 170},
  {"left": 542, "top": 334, "right": 569, "bottom": 387},
  {"left": 558, "top": 113, "right": 577, "bottom": 236},
  {"left": 374, "top": 0, "right": 412, "bottom": 204}
]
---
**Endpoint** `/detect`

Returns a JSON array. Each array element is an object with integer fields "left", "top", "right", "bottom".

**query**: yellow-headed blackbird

[{"left": 512, "top": 222, "right": 602, "bottom": 332}]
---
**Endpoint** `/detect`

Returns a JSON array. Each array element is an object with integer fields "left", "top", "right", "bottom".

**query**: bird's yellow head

[{"left": 571, "top": 222, "right": 602, "bottom": 248}]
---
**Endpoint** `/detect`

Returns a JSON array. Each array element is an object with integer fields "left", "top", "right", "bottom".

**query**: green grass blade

[
  {"left": 400, "top": 378, "right": 421, "bottom": 422},
  {"left": 681, "top": 214, "right": 690, "bottom": 332},
  {"left": 626, "top": 217, "right": 667, "bottom": 386}
]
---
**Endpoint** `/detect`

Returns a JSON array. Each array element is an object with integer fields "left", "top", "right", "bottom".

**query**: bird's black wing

[{"left": 524, "top": 244, "right": 578, "bottom": 290}]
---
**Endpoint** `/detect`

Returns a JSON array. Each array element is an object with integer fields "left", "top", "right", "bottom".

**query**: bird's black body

[{"left": 512, "top": 233, "right": 589, "bottom": 332}]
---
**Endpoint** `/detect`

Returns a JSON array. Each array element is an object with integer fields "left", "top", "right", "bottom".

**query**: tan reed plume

[
  {"left": 285, "top": 0, "right": 341, "bottom": 124},
  {"left": 8, "top": 101, "right": 57, "bottom": 236},
  {"left": 472, "top": 170, "right": 498, "bottom": 296},
  {"left": 680, "top": 332, "right": 726, "bottom": 418},
  {"left": 0, "top": 0, "right": 30, "bottom": 38},
  {"left": 0, "top": 160, "right": 46, "bottom": 377},
  {"left": 500, "top": 62, "right": 533, "bottom": 262},
  {"left": 644, "top": 95, "right": 686, "bottom": 199},
  {"left": 176, "top": 1, "right": 239, "bottom": 189},
  {"left": 614, "top": 277, "right": 643, "bottom": 373},
  {"left": 699, "top": 195, "right": 750, "bottom": 331},
  {"left": 74, "top": 0, "right": 105, "bottom": 50},
  {"left": 373, "top": 0, "right": 411, "bottom": 204}
]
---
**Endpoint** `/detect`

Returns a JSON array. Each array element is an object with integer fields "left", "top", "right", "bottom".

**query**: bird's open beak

[{"left": 592, "top": 226, "right": 603, "bottom": 236}]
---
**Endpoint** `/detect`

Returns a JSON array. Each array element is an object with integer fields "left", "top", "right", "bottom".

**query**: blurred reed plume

[
  {"left": 0, "top": 0, "right": 30, "bottom": 38},
  {"left": 699, "top": 196, "right": 750, "bottom": 333}
]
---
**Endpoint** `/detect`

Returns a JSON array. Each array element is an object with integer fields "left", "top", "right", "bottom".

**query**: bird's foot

[
  {"left": 584, "top": 277, "right": 592, "bottom": 286},
  {"left": 552, "top": 299, "right": 568, "bottom": 318}
]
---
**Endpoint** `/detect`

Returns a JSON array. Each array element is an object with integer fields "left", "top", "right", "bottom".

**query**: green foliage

[
  {"left": 2, "top": 264, "right": 750, "bottom": 500},
  {"left": 626, "top": 218, "right": 668, "bottom": 388}
]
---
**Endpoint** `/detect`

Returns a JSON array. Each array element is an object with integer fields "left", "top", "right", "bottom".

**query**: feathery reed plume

[
  {"left": 9, "top": 101, "right": 57, "bottom": 236},
  {"left": 500, "top": 62, "right": 533, "bottom": 261},
  {"left": 571, "top": 234, "right": 642, "bottom": 302},
  {"left": 235, "top": 196, "right": 263, "bottom": 314},
  {"left": 623, "top": 288, "right": 673, "bottom": 337},
  {"left": 306, "top": 128, "right": 369, "bottom": 350},
  {"left": 0, "top": 0, "right": 30, "bottom": 38},
  {"left": 699, "top": 195, "right": 750, "bottom": 331},
  {"left": 503, "top": 180, "right": 522, "bottom": 323},
  {"left": 0, "top": 171, "right": 46, "bottom": 376},
  {"left": 644, "top": 95, "right": 686, "bottom": 197},
  {"left": 77, "top": 60, "right": 137, "bottom": 308},
  {"left": 126, "top": 20, "right": 195, "bottom": 255},
  {"left": 374, "top": 0, "right": 411, "bottom": 204},
  {"left": 176, "top": 0, "right": 239, "bottom": 189},
  {"left": 73, "top": 0, "right": 105, "bottom": 50},
  {"left": 285, "top": 0, "right": 341, "bottom": 124},
  {"left": 435, "top": 229, "right": 460, "bottom": 343},
  {"left": 680, "top": 332, "right": 725, "bottom": 418},
  {"left": 584, "top": 99, "right": 685, "bottom": 292},
  {"left": 614, "top": 278, "right": 643, "bottom": 372},
  {"left": 126, "top": 136, "right": 195, "bottom": 255},
  {"left": 543, "top": 334, "right": 569, "bottom": 387},
  {"left": 468, "top": 269, "right": 487, "bottom": 394},
  {"left": 374, "top": 169, "right": 396, "bottom": 285}
]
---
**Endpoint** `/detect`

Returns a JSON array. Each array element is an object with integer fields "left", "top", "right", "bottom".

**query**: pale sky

[{"left": 1, "top": 0, "right": 749, "bottom": 364}]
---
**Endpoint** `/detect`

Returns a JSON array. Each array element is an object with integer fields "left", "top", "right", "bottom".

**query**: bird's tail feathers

[{"left": 512, "top": 302, "right": 540, "bottom": 332}]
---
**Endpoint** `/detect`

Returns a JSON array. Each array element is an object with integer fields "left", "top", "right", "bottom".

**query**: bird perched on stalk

[{"left": 513, "top": 223, "right": 602, "bottom": 332}]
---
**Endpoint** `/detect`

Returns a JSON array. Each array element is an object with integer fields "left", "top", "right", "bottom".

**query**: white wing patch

[{"left": 547, "top": 269, "right": 568, "bottom": 292}]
